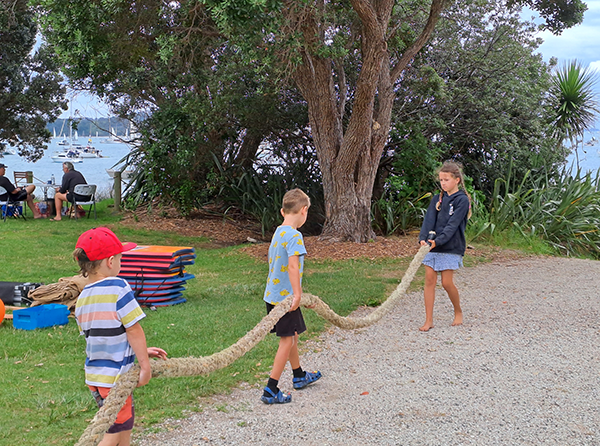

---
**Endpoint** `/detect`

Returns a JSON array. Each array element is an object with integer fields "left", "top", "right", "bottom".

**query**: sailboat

[
  {"left": 56, "top": 118, "right": 68, "bottom": 145},
  {"left": 1, "top": 147, "right": 16, "bottom": 155}
]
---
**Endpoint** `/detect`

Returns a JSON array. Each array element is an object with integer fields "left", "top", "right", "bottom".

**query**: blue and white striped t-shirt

[{"left": 75, "top": 277, "right": 145, "bottom": 387}]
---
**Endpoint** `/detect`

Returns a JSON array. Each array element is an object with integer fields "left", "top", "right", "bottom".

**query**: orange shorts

[{"left": 88, "top": 385, "right": 134, "bottom": 433}]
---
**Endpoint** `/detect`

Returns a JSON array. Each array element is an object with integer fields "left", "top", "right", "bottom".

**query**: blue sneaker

[
  {"left": 293, "top": 370, "right": 322, "bottom": 389},
  {"left": 260, "top": 387, "right": 292, "bottom": 404}
]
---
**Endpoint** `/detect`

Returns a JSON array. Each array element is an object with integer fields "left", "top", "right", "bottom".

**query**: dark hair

[
  {"left": 73, "top": 248, "right": 103, "bottom": 277},
  {"left": 435, "top": 161, "right": 472, "bottom": 218},
  {"left": 282, "top": 188, "right": 310, "bottom": 214}
]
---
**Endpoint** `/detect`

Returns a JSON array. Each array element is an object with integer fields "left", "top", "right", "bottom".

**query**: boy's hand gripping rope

[{"left": 75, "top": 244, "right": 430, "bottom": 446}]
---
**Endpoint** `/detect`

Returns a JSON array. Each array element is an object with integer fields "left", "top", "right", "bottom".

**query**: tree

[
  {"left": 0, "top": 0, "right": 66, "bottom": 161},
  {"left": 38, "top": 0, "right": 586, "bottom": 240},
  {"left": 37, "top": 0, "right": 311, "bottom": 213},
  {"left": 387, "top": 0, "right": 569, "bottom": 197},
  {"left": 210, "top": 0, "right": 586, "bottom": 241},
  {"left": 549, "top": 60, "right": 599, "bottom": 166}
]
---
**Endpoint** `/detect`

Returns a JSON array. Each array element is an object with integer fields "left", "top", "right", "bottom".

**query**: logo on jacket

[{"left": 449, "top": 204, "right": 454, "bottom": 215}]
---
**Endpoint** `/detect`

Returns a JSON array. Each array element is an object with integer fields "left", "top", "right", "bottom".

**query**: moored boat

[
  {"left": 79, "top": 145, "right": 103, "bottom": 158},
  {"left": 1, "top": 147, "right": 16, "bottom": 155},
  {"left": 51, "top": 150, "right": 83, "bottom": 163}
]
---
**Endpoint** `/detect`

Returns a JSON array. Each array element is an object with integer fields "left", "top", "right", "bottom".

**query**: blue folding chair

[{"left": 0, "top": 186, "right": 25, "bottom": 221}]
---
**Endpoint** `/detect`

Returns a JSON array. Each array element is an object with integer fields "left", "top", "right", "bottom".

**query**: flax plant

[{"left": 473, "top": 165, "right": 600, "bottom": 258}]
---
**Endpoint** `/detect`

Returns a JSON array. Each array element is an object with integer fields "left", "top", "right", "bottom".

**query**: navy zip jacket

[{"left": 419, "top": 190, "right": 470, "bottom": 255}]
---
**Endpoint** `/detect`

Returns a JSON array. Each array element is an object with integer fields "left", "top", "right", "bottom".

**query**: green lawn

[{"left": 0, "top": 203, "right": 426, "bottom": 445}]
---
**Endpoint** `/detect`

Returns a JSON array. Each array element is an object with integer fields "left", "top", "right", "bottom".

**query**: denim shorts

[{"left": 422, "top": 252, "right": 463, "bottom": 271}]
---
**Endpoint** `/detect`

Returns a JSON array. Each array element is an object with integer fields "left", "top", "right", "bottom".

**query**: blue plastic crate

[
  {"left": 1, "top": 204, "right": 23, "bottom": 218},
  {"left": 13, "top": 304, "right": 70, "bottom": 330}
]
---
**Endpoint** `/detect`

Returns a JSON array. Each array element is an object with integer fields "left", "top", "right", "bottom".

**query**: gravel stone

[{"left": 137, "top": 256, "right": 600, "bottom": 445}]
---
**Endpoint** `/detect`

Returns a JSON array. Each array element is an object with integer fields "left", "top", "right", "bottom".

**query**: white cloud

[{"left": 590, "top": 61, "right": 600, "bottom": 72}]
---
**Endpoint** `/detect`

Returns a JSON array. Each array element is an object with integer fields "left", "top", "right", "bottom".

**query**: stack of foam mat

[{"left": 118, "top": 245, "right": 196, "bottom": 307}]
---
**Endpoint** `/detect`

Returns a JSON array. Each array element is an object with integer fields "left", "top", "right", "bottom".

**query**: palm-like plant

[{"left": 550, "top": 60, "right": 600, "bottom": 165}]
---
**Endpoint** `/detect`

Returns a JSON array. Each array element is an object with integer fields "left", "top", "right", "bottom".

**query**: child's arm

[
  {"left": 288, "top": 255, "right": 302, "bottom": 311},
  {"left": 125, "top": 322, "right": 167, "bottom": 387},
  {"left": 419, "top": 195, "right": 439, "bottom": 242}
]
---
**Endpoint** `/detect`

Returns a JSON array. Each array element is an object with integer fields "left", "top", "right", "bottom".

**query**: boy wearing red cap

[{"left": 73, "top": 227, "right": 167, "bottom": 446}]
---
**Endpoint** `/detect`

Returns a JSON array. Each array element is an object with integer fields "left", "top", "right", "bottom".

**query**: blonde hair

[
  {"left": 73, "top": 248, "right": 103, "bottom": 277},
  {"left": 435, "top": 161, "right": 472, "bottom": 218},
  {"left": 282, "top": 188, "right": 310, "bottom": 214}
]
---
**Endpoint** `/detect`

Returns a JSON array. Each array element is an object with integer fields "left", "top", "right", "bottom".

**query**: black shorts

[
  {"left": 10, "top": 190, "right": 28, "bottom": 202},
  {"left": 266, "top": 302, "right": 307, "bottom": 337},
  {"left": 67, "top": 192, "right": 92, "bottom": 203}
]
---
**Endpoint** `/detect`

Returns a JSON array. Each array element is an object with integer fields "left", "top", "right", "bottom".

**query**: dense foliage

[
  {"left": 37, "top": 0, "right": 311, "bottom": 214},
  {"left": 387, "top": 0, "right": 569, "bottom": 198},
  {"left": 470, "top": 164, "right": 600, "bottom": 258},
  {"left": 0, "top": 0, "right": 66, "bottom": 160},
  {"left": 36, "top": 0, "right": 588, "bottom": 238}
]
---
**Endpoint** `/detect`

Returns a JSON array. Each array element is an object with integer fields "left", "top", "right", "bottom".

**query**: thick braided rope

[
  {"left": 301, "top": 244, "right": 429, "bottom": 329},
  {"left": 76, "top": 244, "right": 430, "bottom": 446}
]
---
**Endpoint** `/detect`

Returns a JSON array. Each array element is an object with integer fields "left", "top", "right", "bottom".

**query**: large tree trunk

[
  {"left": 233, "top": 128, "right": 263, "bottom": 170},
  {"left": 286, "top": 0, "right": 446, "bottom": 242}
]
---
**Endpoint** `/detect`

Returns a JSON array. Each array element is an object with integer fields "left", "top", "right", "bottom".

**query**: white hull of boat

[{"left": 52, "top": 152, "right": 83, "bottom": 163}]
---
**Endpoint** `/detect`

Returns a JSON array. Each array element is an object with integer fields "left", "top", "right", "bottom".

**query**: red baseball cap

[{"left": 76, "top": 227, "right": 137, "bottom": 261}]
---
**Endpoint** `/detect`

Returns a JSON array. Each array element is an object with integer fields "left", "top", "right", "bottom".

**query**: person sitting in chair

[
  {"left": 0, "top": 163, "right": 42, "bottom": 218},
  {"left": 51, "top": 162, "right": 90, "bottom": 221}
]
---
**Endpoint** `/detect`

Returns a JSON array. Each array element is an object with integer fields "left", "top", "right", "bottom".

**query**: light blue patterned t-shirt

[{"left": 263, "top": 225, "right": 307, "bottom": 304}]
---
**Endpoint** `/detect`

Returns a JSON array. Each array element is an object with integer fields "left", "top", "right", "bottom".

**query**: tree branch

[
  {"left": 390, "top": 0, "right": 447, "bottom": 83},
  {"left": 350, "top": 0, "right": 381, "bottom": 35}
]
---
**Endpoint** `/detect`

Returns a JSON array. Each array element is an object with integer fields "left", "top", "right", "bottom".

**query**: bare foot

[
  {"left": 451, "top": 312, "right": 463, "bottom": 326},
  {"left": 419, "top": 322, "right": 434, "bottom": 332}
]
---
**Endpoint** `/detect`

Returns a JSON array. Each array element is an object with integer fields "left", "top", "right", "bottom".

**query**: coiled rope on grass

[{"left": 76, "top": 244, "right": 430, "bottom": 446}]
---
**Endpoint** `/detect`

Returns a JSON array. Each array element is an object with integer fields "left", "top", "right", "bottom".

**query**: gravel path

[{"left": 137, "top": 256, "right": 600, "bottom": 445}]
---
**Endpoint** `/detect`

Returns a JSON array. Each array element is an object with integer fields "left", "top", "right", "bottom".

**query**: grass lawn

[{"left": 0, "top": 201, "right": 430, "bottom": 446}]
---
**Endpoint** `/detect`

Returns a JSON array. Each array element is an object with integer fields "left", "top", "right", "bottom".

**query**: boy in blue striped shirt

[{"left": 74, "top": 227, "right": 167, "bottom": 446}]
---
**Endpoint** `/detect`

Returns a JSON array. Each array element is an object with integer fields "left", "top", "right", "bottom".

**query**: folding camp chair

[
  {"left": 13, "top": 171, "right": 31, "bottom": 188},
  {"left": 69, "top": 184, "right": 97, "bottom": 220},
  {"left": 0, "top": 186, "right": 25, "bottom": 221},
  {"left": 13, "top": 172, "right": 32, "bottom": 216}
]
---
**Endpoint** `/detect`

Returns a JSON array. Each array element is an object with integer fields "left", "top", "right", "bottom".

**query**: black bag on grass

[{"left": 0, "top": 282, "right": 42, "bottom": 305}]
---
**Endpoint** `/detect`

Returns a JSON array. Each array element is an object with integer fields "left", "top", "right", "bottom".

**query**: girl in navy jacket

[{"left": 418, "top": 161, "right": 471, "bottom": 331}]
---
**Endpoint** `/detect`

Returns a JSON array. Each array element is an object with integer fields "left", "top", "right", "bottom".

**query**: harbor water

[
  {"left": 567, "top": 132, "right": 600, "bottom": 174},
  {"left": 0, "top": 137, "right": 133, "bottom": 198}
]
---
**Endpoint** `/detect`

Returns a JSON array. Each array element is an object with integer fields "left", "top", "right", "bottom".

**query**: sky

[
  {"left": 63, "top": 1, "right": 600, "bottom": 119},
  {"left": 533, "top": 0, "right": 600, "bottom": 69},
  {"left": 531, "top": 0, "right": 600, "bottom": 129},
  {"left": 63, "top": 90, "right": 111, "bottom": 119}
]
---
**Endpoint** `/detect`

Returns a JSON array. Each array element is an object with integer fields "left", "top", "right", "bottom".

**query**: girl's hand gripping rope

[{"left": 420, "top": 231, "right": 436, "bottom": 249}]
